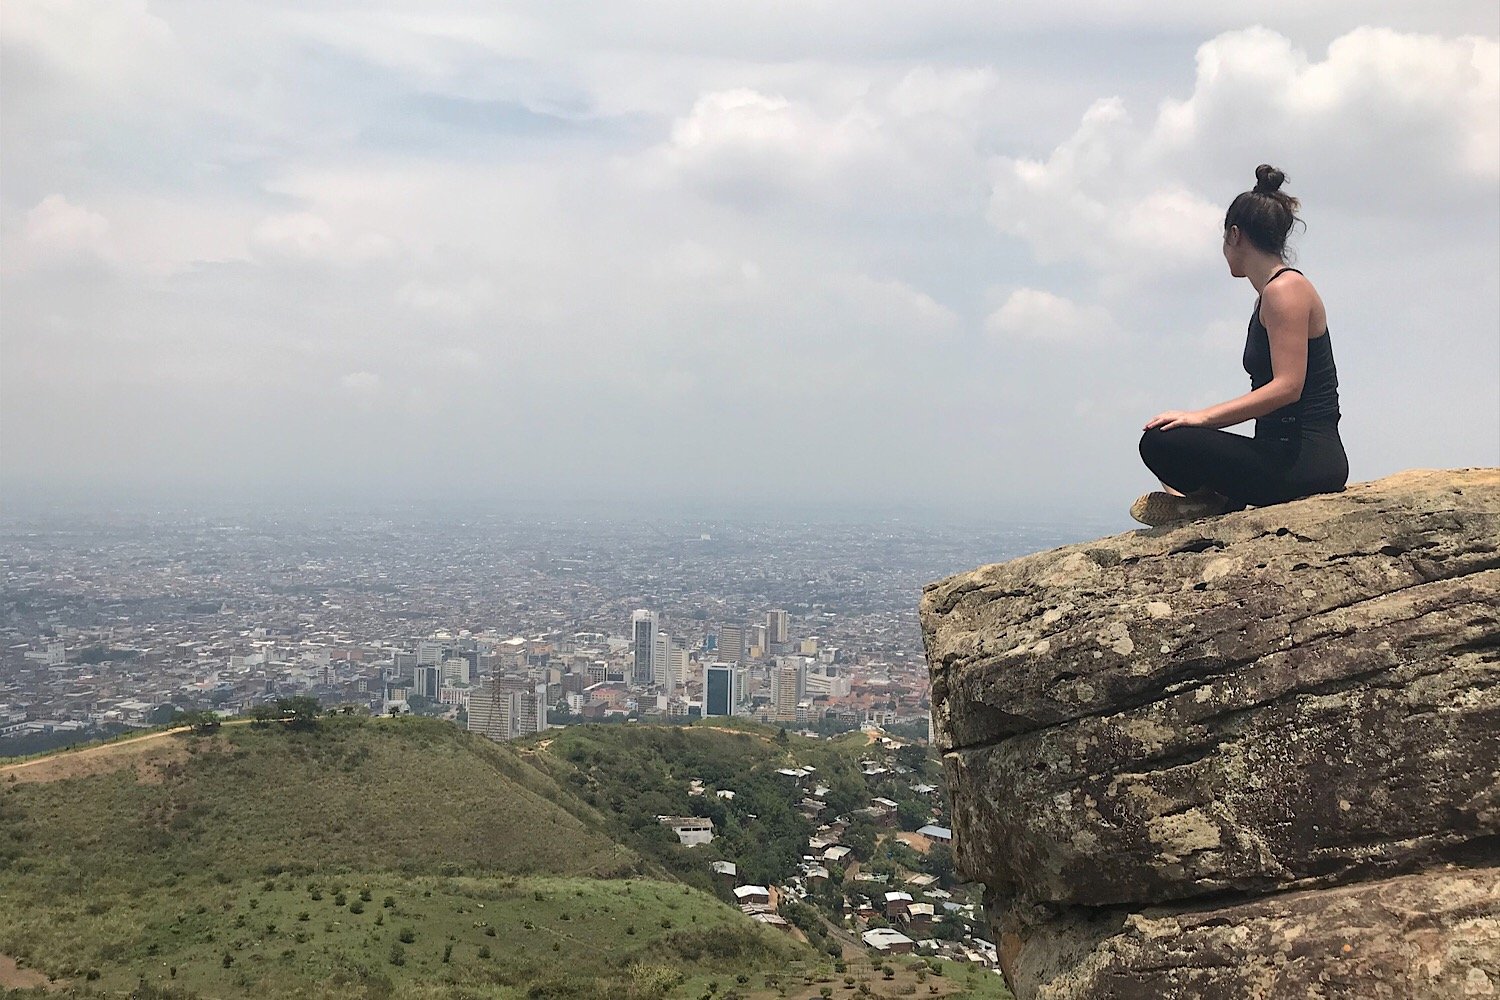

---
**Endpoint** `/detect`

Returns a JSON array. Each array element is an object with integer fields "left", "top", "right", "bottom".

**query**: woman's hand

[{"left": 1144, "top": 409, "right": 1210, "bottom": 431}]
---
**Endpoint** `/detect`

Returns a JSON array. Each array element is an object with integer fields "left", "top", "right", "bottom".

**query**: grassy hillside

[
  {"left": 0, "top": 717, "right": 815, "bottom": 998},
  {"left": 2, "top": 716, "right": 636, "bottom": 883},
  {"left": 525, "top": 721, "right": 905, "bottom": 894}
]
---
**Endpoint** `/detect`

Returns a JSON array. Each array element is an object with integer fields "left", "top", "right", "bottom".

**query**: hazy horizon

[{"left": 3, "top": 3, "right": 1497, "bottom": 515}]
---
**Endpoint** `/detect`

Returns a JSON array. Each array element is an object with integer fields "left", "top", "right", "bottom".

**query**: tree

[
  {"left": 925, "top": 844, "right": 955, "bottom": 886},
  {"left": 845, "top": 821, "right": 877, "bottom": 860},
  {"left": 276, "top": 697, "right": 322, "bottom": 729},
  {"left": 895, "top": 745, "right": 928, "bottom": 772},
  {"left": 172, "top": 709, "right": 221, "bottom": 735},
  {"left": 897, "top": 798, "right": 931, "bottom": 832}
]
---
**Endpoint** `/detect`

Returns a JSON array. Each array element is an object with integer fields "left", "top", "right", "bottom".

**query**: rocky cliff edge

[{"left": 921, "top": 468, "right": 1500, "bottom": 999}]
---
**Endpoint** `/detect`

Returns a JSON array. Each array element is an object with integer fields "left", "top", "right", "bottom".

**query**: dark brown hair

[{"left": 1224, "top": 164, "right": 1302, "bottom": 259}]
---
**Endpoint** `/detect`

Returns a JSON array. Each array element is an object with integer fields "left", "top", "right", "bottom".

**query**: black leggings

[{"left": 1139, "top": 420, "right": 1348, "bottom": 508}]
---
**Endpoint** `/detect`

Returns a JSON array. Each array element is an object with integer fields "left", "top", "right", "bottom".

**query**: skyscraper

[
  {"left": 704, "top": 662, "right": 734, "bottom": 717},
  {"left": 466, "top": 679, "right": 547, "bottom": 742},
  {"left": 718, "top": 624, "right": 746, "bottom": 665},
  {"left": 666, "top": 643, "right": 690, "bottom": 697},
  {"left": 466, "top": 682, "right": 512, "bottom": 741},
  {"left": 772, "top": 660, "right": 801, "bottom": 721},
  {"left": 513, "top": 681, "right": 548, "bottom": 736},
  {"left": 632, "top": 610, "right": 659, "bottom": 686},
  {"left": 412, "top": 665, "right": 440, "bottom": 699},
  {"left": 766, "top": 609, "right": 789, "bottom": 646},
  {"left": 655, "top": 632, "right": 670, "bottom": 692}
]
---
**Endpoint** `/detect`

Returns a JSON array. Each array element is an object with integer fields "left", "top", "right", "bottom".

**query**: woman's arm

[{"left": 1146, "top": 281, "right": 1311, "bottom": 431}]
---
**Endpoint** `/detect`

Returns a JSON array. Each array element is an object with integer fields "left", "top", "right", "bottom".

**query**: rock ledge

[{"left": 922, "top": 469, "right": 1500, "bottom": 999}]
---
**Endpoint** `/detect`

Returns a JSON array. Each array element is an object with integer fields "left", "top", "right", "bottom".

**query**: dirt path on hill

[
  {"left": 894, "top": 831, "right": 933, "bottom": 854},
  {"left": 0, "top": 954, "right": 62, "bottom": 991},
  {"left": 695, "top": 724, "right": 774, "bottom": 743},
  {"left": 0, "top": 727, "right": 193, "bottom": 784}
]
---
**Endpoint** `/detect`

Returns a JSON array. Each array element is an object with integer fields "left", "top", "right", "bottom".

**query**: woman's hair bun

[{"left": 1254, "top": 164, "right": 1287, "bottom": 195}]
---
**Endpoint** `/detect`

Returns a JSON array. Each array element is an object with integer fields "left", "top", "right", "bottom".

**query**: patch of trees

[
  {"left": 0, "top": 723, "right": 133, "bottom": 759},
  {"left": 248, "top": 697, "right": 324, "bottom": 730},
  {"left": 881, "top": 719, "right": 932, "bottom": 744},
  {"left": 172, "top": 710, "right": 223, "bottom": 734}
]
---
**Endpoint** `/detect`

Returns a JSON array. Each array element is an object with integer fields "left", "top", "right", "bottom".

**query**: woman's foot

[{"left": 1130, "top": 490, "right": 1232, "bottom": 527}]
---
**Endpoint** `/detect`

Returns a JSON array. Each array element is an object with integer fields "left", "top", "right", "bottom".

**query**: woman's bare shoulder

[{"left": 1262, "top": 271, "right": 1318, "bottom": 308}]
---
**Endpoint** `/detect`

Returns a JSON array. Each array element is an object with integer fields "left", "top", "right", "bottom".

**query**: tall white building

[
  {"left": 466, "top": 679, "right": 548, "bottom": 742},
  {"left": 718, "top": 624, "right": 746, "bottom": 665},
  {"left": 766, "top": 609, "right": 789, "bottom": 646},
  {"left": 772, "top": 660, "right": 802, "bottom": 721},
  {"left": 416, "top": 639, "right": 446, "bottom": 667},
  {"left": 654, "top": 632, "right": 670, "bottom": 691},
  {"left": 467, "top": 683, "right": 510, "bottom": 741},
  {"left": 440, "top": 657, "right": 471, "bottom": 686},
  {"left": 666, "top": 643, "right": 690, "bottom": 697},
  {"left": 632, "top": 610, "right": 659, "bottom": 686}
]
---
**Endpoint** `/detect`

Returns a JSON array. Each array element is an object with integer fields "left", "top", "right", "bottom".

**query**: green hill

[
  {"left": 524, "top": 721, "right": 878, "bottom": 893},
  {"left": 0, "top": 716, "right": 812, "bottom": 998}
]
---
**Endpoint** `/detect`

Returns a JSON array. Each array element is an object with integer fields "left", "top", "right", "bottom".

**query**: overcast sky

[{"left": 2, "top": 2, "right": 1496, "bottom": 520}]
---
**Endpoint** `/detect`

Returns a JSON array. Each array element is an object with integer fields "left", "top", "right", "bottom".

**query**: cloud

[
  {"left": 339, "top": 371, "right": 382, "bottom": 394},
  {"left": 249, "top": 212, "right": 397, "bottom": 267},
  {"left": 395, "top": 277, "right": 494, "bottom": 321},
  {"left": 991, "top": 27, "right": 1499, "bottom": 274},
  {"left": 656, "top": 87, "right": 886, "bottom": 207},
  {"left": 1154, "top": 27, "right": 1499, "bottom": 193},
  {"left": 251, "top": 212, "right": 335, "bottom": 260},
  {"left": 986, "top": 289, "right": 1119, "bottom": 343},
  {"left": 2, "top": 0, "right": 176, "bottom": 94},
  {"left": 648, "top": 66, "right": 999, "bottom": 217},
  {"left": 20, "top": 194, "right": 112, "bottom": 265},
  {"left": 1, "top": 9, "right": 1494, "bottom": 510},
  {"left": 835, "top": 274, "right": 961, "bottom": 341}
]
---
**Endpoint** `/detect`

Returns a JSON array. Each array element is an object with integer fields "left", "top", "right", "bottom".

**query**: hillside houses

[{"left": 655, "top": 815, "right": 714, "bottom": 846}]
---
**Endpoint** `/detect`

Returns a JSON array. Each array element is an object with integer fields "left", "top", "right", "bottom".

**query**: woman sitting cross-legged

[{"left": 1134, "top": 164, "right": 1349, "bottom": 527}]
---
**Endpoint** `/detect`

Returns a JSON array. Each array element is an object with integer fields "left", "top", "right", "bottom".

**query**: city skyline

[{"left": 3, "top": 4, "right": 1496, "bottom": 515}]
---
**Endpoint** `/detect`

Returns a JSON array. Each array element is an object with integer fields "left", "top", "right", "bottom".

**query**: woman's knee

[{"left": 1139, "top": 427, "right": 1178, "bottom": 463}]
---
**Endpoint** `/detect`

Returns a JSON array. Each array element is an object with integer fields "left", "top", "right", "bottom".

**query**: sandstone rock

[
  {"left": 997, "top": 866, "right": 1500, "bottom": 1000},
  {"left": 922, "top": 469, "right": 1500, "bottom": 998}
]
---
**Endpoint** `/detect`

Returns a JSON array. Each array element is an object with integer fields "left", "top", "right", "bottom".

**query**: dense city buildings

[
  {"left": 0, "top": 509, "right": 1087, "bottom": 748},
  {"left": 0, "top": 507, "right": 1094, "bottom": 984}
]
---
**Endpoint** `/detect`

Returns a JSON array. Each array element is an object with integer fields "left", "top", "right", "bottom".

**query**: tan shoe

[{"left": 1130, "top": 491, "right": 1230, "bottom": 527}]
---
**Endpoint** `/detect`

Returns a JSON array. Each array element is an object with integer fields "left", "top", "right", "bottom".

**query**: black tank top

[{"left": 1243, "top": 267, "right": 1341, "bottom": 439}]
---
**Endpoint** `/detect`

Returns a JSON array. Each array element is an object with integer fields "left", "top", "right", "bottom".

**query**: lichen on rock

[{"left": 922, "top": 468, "right": 1500, "bottom": 999}]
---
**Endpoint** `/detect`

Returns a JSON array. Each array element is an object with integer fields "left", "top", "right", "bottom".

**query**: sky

[{"left": 2, "top": 2, "right": 1497, "bottom": 520}]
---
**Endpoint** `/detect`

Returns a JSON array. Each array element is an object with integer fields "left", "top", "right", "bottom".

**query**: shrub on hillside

[{"left": 642, "top": 925, "right": 787, "bottom": 966}]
